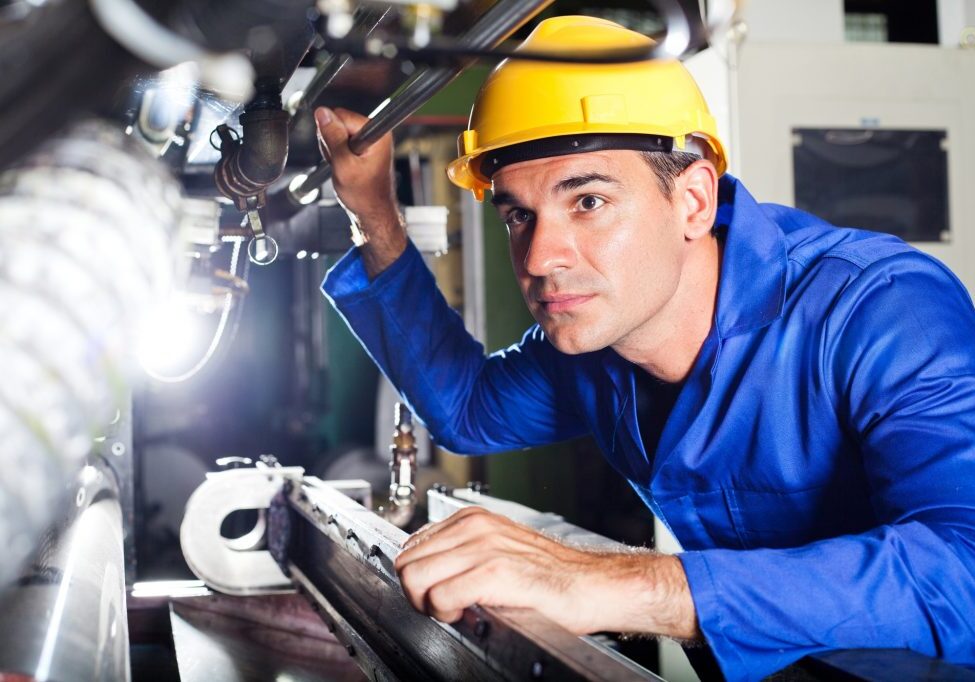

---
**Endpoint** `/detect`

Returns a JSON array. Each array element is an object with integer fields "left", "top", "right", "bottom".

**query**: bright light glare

[
  {"left": 131, "top": 579, "right": 209, "bottom": 599},
  {"left": 137, "top": 300, "right": 202, "bottom": 373}
]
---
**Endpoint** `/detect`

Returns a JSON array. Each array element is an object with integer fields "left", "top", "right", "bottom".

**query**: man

[{"left": 316, "top": 15, "right": 975, "bottom": 681}]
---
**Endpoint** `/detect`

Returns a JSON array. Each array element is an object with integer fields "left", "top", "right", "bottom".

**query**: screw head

[{"left": 531, "top": 661, "right": 544, "bottom": 678}]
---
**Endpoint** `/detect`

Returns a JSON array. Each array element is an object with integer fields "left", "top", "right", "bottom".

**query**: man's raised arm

[{"left": 314, "top": 106, "right": 586, "bottom": 454}]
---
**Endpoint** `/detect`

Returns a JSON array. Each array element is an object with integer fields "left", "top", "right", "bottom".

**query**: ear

[{"left": 677, "top": 160, "right": 718, "bottom": 241}]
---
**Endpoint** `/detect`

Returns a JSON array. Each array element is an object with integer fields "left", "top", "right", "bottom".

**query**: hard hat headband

[{"left": 481, "top": 133, "right": 675, "bottom": 179}]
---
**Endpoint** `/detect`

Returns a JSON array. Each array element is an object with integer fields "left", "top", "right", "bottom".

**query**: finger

[
  {"left": 397, "top": 539, "right": 493, "bottom": 614},
  {"left": 426, "top": 565, "right": 487, "bottom": 624},
  {"left": 425, "top": 561, "right": 516, "bottom": 624},
  {"left": 400, "top": 506, "right": 485, "bottom": 551},
  {"left": 314, "top": 106, "right": 349, "bottom": 160},
  {"left": 331, "top": 107, "right": 370, "bottom": 137},
  {"left": 332, "top": 107, "right": 394, "bottom": 158},
  {"left": 396, "top": 509, "right": 504, "bottom": 569}
]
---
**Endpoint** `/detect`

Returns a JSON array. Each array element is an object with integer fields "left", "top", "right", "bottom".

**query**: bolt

[
  {"left": 346, "top": 528, "right": 356, "bottom": 540},
  {"left": 346, "top": 644, "right": 356, "bottom": 657},
  {"left": 530, "top": 661, "right": 544, "bottom": 678},
  {"left": 327, "top": 515, "right": 337, "bottom": 525},
  {"left": 110, "top": 441, "right": 126, "bottom": 457},
  {"left": 369, "top": 545, "right": 381, "bottom": 558},
  {"left": 474, "top": 619, "right": 490, "bottom": 639}
]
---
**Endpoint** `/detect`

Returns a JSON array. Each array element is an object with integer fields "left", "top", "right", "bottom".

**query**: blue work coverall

[{"left": 322, "top": 175, "right": 975, "bottom": 681}]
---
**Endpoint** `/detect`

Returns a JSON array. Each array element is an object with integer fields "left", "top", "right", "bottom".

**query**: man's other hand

[{"left": 393, "top": 506, "right": 701, "bottom": 639}]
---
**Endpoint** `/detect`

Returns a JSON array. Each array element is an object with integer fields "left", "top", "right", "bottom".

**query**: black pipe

[
  {"left": 0, "top": 0, "right": 158, "bottom": 171},
  {"left": 213, "top": 18, "right": 316, "bottom": 209},
  {"left": 167, "top": 0, "right": 316, "bottom": 53},
  {"left": 291, "top": 0, "right": 555, "bottom": 201}
]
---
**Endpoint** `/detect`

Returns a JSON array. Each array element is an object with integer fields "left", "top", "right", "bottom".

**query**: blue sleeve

[
  {"left": 321, "top": 241, "right": 587, "bottom": 454},
  {"left": 679, "top": 253, "right": 975, "bottom": 681}
]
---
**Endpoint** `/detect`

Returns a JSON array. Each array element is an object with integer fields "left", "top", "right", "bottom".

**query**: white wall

[
  {"left": 938, "top": 0, "right": 975, "bottom": 45},
  {"left": 738, "top": 0, "right": 844, "bottom": 43}
]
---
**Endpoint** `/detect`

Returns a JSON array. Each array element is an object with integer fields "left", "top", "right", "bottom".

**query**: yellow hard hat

[{"left": 447, "top": 15, "right": 727, "bottom": 200}]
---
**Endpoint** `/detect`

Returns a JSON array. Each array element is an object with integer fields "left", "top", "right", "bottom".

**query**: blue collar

[{"left": 713, "top": 175, "right": 788, "bottom": 339}]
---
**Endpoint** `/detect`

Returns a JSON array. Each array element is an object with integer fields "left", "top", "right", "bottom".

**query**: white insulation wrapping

[{"left": 0, "top": 121, "right": 180, "bottom": 586}]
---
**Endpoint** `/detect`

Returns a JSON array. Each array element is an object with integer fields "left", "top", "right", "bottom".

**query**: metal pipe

[
  {"left": 292, "top": 5, "right": 392, "bottom": 119},
  {"left": 291, "top": 0, "right": 555, "bottom": 201},
  {"left": 383, "top": 402, "right": 417, "bottom": 528},
  {"left": 0, "top": 458, "right": 130, "bottom": 681}
]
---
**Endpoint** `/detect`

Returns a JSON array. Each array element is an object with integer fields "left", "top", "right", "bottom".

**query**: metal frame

[
  {"left": 271, "top": 477, "right": 660, "bottom": 681},
  {"left": 291, "top": 0, "right": 555, "bottom": 200}
]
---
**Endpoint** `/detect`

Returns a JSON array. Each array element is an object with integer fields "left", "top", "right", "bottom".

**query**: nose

[{"left": 522, "top": 213, "right": 576, "bottom": 277}]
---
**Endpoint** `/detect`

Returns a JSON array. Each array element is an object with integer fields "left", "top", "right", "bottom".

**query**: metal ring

[
  {"left": 209, "top": 125, "right": 239, "bottom": 151},
  {"left": 247, "top": 235, "right": 279, "bottom": 266}
]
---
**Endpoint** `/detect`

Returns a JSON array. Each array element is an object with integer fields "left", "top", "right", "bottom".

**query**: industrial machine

[{"left": 2, "top": 0, "right": 975, "bottom": 680}]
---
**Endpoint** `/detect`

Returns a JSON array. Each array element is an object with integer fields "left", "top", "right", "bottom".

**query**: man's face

[{"left": 490, "top": 150, "right": 686, "bottom": 355}]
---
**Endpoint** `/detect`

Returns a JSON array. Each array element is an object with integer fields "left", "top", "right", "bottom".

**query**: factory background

[{"left": 1, "top": 0, "right": 973, "bottom": 680}]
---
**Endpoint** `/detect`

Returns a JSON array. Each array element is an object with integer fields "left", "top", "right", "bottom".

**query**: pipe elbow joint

[{"left": 238, "top": 107, "right": 289, "bottom": 185}]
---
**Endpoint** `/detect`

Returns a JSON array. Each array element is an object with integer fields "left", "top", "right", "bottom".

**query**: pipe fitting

[{"left": 214, "top": 103, "right": 289, "bottom": 211}]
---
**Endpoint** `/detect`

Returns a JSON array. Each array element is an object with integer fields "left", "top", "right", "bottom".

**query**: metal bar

[
  {"left": 0, "top": 457, "right": 130, "bottom": 681},
  {"left": 428, "top": 487, "right": 627, "bottom": 551},
  {"left": 273, "top": 478, "right": 659, "bottom": 681},
  {"left": 433, "top": 488, "right": 975, "bottom": 682},
  {"left": 292, "top": 0, "right": 555, "bottom": 200},
  {"left": 293, "top": 5, "right": 392, "bottom": 118}
]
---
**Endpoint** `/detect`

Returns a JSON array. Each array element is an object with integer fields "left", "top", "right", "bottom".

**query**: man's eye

[
  {"left": 505, "top": 208, "right": 533, "bottom": 227},
  {"left": 577, "top": 195, "right": 605, "bottom": 211}
]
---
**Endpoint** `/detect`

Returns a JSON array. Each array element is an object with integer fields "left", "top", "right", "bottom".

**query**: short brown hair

[{"left": 640, "top": 151, "right": 701, "bottom": 200}]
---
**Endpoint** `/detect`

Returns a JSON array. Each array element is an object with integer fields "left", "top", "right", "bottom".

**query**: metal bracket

[{"left": 180, "top": 466, "right": 305, "bottom": 595}]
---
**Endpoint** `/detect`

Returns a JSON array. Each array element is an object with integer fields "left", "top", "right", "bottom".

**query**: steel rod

[
  {"left": 292, "top": 5, "right": 392, "bottom": 119},
  {"left": 292, "top": 0, "right": 555, "bottom": 200}
]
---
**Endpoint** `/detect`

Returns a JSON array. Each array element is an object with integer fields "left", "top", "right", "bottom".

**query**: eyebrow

[
  {"left": 490, "top": 190, "right": 518, "bottom": 208},
  {"left": 553, "top": 172, "right": 621, "bottom": 193},
  {"left": 490, "top": 172, "right": 620, "bottom": 207}
]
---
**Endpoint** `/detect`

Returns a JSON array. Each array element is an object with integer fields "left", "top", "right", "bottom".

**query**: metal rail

[
  {"left": 271, "top": 478, "right": 659, "bottom": 681},
  {"left": 290, "top": 0, "right": 555, "bottom": 201}
]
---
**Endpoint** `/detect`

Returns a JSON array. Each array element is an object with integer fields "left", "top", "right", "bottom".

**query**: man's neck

[{"left": 613, "top": 236, "right": 722, "bottom": 383}]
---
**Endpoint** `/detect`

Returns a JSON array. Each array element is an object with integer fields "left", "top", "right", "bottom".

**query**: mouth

[{"left": 536, "top": 293, "right": 595, "bottom": 314}]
